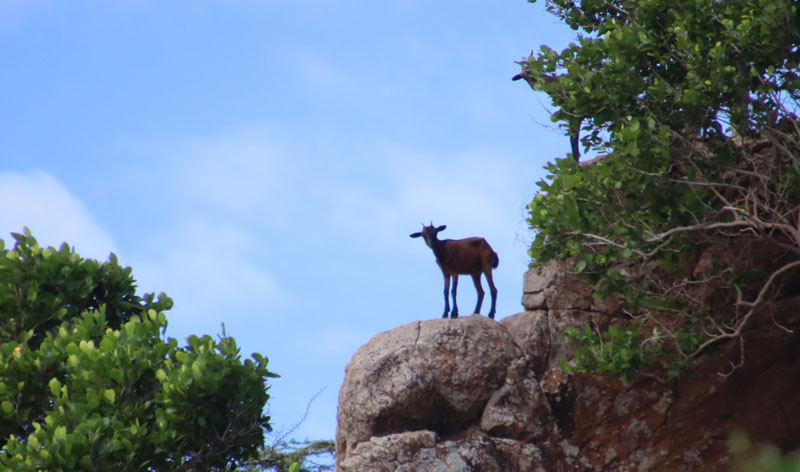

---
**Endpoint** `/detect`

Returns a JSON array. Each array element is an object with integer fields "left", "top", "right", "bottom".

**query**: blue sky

[{"left": 0, "top": 1, "right": 576, "bottom": 441}]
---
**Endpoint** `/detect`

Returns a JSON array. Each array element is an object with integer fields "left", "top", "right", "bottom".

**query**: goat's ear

[
  {"left": 410, "top": 232, "right": 422, "bottom": 238},
  {"left": 436, "top": 225, "right": 446, "bottom": 232}
]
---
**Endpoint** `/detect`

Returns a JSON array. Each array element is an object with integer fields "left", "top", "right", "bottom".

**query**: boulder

[
  {"left": 499, "top": 310, "right": 549, "bottom": 376},
  {"left": 338, "top": 430, "right": 547, "bottom": 472},
  {"left": 335, "top": 315, "right": 521, "bottom": 467},
  {"left": 522, "top": 261, "right": 594, "bottom": 311}
]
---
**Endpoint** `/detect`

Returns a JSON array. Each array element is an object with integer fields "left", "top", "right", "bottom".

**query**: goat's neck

[{"left": 430, "top": 238, "right": 447, "bottom": 261}]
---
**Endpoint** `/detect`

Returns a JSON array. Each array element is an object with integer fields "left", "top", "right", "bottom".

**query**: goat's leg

[
  {"left": 484, "top": 270, "right": 498, "bottom": 319},
  {"left": 450, "top": 275, "right": 459, "bottom": 318},
  {"left": 471, "top": 273, "right": 485, "bottom": 315},
  {"left": 442, "top": 274, "right": 451, "bottom": 318}
]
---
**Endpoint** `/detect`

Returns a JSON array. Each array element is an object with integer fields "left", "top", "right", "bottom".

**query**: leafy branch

[{"left": 522, "top": 0, "right": 800, "bottom": 379}]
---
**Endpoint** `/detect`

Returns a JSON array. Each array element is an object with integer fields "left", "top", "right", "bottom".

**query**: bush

[
  {"left": 519, "top": 0, "right": 800, "bottom": 378},
  {"left": 0, "top": 229, "right": 277, "bottom": 471}
]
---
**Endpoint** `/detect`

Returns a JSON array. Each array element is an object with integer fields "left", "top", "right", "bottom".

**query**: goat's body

[
  {"left": 410, "top": 224, "right": 499, "bottom": 319},
  {"left": 434, "top": 238, "right": 498, "bottom": 275}
]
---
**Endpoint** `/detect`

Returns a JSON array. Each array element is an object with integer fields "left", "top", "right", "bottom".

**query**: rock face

[
  {"left": 336, "top": 261, "right": 800, "bottom": 471},
  {"left": 336, "top": 317, "right": 520, "bottom": 455}
]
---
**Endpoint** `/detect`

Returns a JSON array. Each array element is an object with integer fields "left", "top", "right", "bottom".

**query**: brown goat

[{"left": 410, "top": 223, "right": 499, "bottom": 319}]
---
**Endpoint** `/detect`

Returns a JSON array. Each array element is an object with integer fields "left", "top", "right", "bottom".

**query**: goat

[{"left": 410, "top": 223, "right": 499, "bottom": 319}]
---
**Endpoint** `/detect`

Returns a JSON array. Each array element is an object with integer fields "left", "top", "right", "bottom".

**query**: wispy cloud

[
  {"left": 131, "top": 216, "right": 283, "bottom": 333},
  {"left": 0, "top": 171, "right": 117, "bottom": 259}
]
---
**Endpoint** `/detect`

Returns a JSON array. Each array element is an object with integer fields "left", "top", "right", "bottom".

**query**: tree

[
  {"left": 518, "top": 0, "right": 800, "bottom": 378},
  {"left": 0, "top": 229, "right": 278, "bottom": 471}
]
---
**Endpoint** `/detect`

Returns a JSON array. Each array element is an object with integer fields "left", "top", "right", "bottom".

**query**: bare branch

[
  {"left": 687, "top": 259, "right": 800, "bottom": 359},
  {"left": 719, "top": 337, "right": 745, "bottom": 378}
]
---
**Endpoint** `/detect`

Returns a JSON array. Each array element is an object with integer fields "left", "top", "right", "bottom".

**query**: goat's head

[{"left": 410, "top": 222, "right": 446, "bottom": 248}]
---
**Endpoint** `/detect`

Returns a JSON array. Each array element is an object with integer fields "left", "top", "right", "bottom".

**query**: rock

[
  {"left": 500, "top": 311, "right": 550, "bottom": 376},
  {"left": 335, "top": 315, "right": 521, "bottom": 468},
  {"left": 522, "top": 261, "right": 561, "bottom": 294},
  {"left": 338, "top": 430, "right": 439, "bottom": 472},
  {"left": 522, "top": 261, "right": 595, "bottom": 311},
  {"left": 521, "top": 291, "right": 546, "bottom": 311},
  {"left": 479, "top": 356, "right": 551, "bottom": 441},
  {"left": 338, "top": 430, "right": 547, "bottom": 472},
  {"left": 521, "top": 262, "right": 559, "bottom": 310},
  {"left": 543, "top": 278, "right": 594, "bottom": 312},
  {"left": 336, "top": 262, "right": 800, "bottom": 471}
]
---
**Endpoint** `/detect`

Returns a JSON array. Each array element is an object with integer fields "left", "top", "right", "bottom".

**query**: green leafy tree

[
  {"left": 517, "top": 0, "right": 800, "bottom": 378},
  {"left": 0, "top": 229, "right": 278, "bottom": 471}
]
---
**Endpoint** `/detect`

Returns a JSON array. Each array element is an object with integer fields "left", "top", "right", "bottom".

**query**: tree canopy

[
  {"left": 0, "top": 229, "right": 277, "bottom": 471},
  {"left": 518, "top": 0, "right": 800, "bottom": 378}
]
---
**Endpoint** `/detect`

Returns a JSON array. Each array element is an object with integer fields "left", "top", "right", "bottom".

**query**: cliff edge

[{"left": 335, "top": 261, "right": 800, "bottom": 471}]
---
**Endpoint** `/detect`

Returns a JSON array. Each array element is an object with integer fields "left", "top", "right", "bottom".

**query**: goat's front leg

[
  {"left": 442, "top": 274, "right": 451, "bottom": 318},
  {"left": 450, "top": 275, "right": 459, "bottom": 318}
]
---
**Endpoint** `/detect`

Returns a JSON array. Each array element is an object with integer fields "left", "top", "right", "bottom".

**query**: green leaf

[
  {"left": 26, "top": 286, "right": 37, "bottom": 302},
  {"left": 49, "top": 378, "right": 61, "bottom": 397},
  {"left": 1, "top": 401, "right": 14, "bottom": 413},
  {"left": 54, "top": 425, "right": 67, "bottom": 441}
]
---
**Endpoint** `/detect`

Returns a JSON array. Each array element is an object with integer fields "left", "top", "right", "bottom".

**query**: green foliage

[
  {"left": 524, "top": 0, "right": 799, "bottom": 145},
  {"left": 521, "top": 0, "right": 800, "bottom": 378},
  {"left": 0, "top": 229, "right": 172, "bottom": 349},
  {"left": 730, "top": 431, "right": 800, "bottom": 472},
  {"left": 0, "top": 229, "right": 278, "bottom": 471},
  {"left": 559, "top": 323, "right": 661, "bottom": 382}
]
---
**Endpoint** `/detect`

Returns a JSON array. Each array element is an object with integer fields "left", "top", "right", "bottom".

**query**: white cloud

[
  {"left": 130, "top": 216, "right": 284, "bottom": 330},
  {"left": 120, "top": 128, "right": 295, "bottom": 334},
  {"left": 0, "top": 171, "right": 117, "bottom": 260}
]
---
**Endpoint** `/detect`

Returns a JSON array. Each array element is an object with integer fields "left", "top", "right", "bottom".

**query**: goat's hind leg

[
  {"left": 471, "top": 273, "right": 485, "bottom": 315},
  {"left": 450, "top": 275, "right": 459, "bottom": 318},
  {"left": 485, "top": 270, "right": 498, "bottom": 319}
]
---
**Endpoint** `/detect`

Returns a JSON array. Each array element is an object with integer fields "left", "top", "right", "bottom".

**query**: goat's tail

[{"left": 492, "top": 251, "right": 499, "bottom": 269}]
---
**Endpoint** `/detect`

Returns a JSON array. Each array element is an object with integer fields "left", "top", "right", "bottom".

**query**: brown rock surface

[{"left": 335, "top": 261, "right": 800, "bottom": 471}]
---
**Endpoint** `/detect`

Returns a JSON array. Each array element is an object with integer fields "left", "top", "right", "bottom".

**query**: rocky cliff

[{"left": 335, "top": 261, "right": 800, "bottom": 471}]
